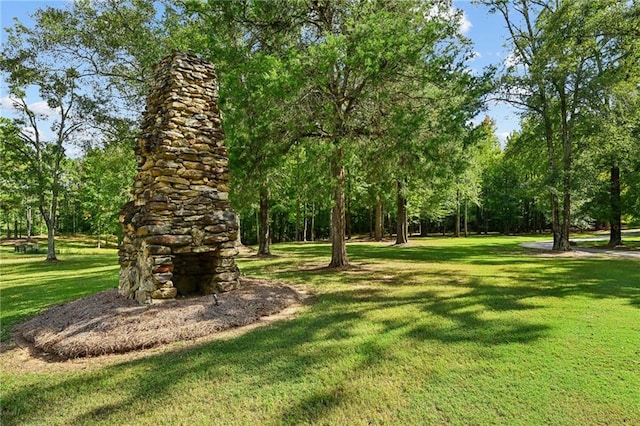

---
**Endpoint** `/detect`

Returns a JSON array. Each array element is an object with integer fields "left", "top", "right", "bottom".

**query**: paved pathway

[{"left": 521, "top": 230, "right": 640, "bottom": 259}]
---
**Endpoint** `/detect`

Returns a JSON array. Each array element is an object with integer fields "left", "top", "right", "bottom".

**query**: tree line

[{"left": 1, "top": 0, "right": 638, "bottom": 264}]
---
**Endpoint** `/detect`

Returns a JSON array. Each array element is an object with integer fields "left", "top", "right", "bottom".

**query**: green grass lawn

[
  {"left": 575, "top": 240, "right": 640, "bottom": 250},
  {"left": 1, "top": 235, "right": 639, "bottom": 425}
]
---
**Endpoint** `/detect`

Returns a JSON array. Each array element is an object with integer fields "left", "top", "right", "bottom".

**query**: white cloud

[
  {"left": 28, "top": 101, "right": 60, "bottom": 118},
  {"left": 0, "top": 96, "right": 18, "bottom": 112},
  {"left": 504, "top": 51, "right": 520, "bottom": 68},
  {"left": 459, "top": 11, "right": 472, "bottom": 35},
  {"left": 427, "top": 5, "right": 472, "bottom": 35},
  {"left": 496, "top": 132, "right": 511, "bottom": 148}
]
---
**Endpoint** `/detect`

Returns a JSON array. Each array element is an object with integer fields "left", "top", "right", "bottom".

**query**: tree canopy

[{"left": 1, "top": 0, "right": 639, "bottom": 259}]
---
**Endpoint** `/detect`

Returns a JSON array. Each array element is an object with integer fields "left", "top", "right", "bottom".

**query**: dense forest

[{"left": 1, "top": 0, "right": 639, "bottom": 263}]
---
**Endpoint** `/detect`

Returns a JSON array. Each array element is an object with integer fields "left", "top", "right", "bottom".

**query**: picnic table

[{"left": 14, "top": 241, "right": 41, "bottom": 253}]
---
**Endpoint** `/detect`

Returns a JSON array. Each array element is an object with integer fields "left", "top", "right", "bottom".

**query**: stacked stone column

[{"left": 119, "top": 52, "right": 239, "bottom": 304}]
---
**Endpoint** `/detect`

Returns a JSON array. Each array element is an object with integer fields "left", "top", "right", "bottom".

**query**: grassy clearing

[
  {"left": 575, "top": 240, "right": 640, "bottom": 250},
  {"left": 1, "top": 235, "right": 639, "bottom": 425},
  {"left": 0, "top": 240, "right": 120, "bottom": 342}
]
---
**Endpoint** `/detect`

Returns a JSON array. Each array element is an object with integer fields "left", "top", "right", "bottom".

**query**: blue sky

[
  {"left": 455, "top": 0, "right": 520, "bottom": 142},
  {"left": 1, "top": 0, "right": 519, "bottom": 144}
]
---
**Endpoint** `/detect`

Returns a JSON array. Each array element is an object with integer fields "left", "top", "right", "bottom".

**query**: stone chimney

[{"left": 118, "top": 52, "right": 239, "bottom": 304}]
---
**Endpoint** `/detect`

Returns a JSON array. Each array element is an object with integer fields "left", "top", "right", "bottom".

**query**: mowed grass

[{"left": 1, "top": 235, "right": 639, "bottom": 425}]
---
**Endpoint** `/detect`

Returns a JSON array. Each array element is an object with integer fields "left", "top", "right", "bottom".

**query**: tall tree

[
  {"left": 0, "top": 119, "right": 34, "bottom": 240},
  {"left": 78, "top": 141, "right": 136, "bottom": 247},
  {"left": 296, "top": 0, "right": 472, "bottom": 265},
  {"left": 0, "top": 12, "right": 100, "bottom": 260},
  {"left": 483, "top": 0, "right": 638, "bottom": 250},
  {"left": 185, "top": 0, "right": 305, "bottom": 256}
]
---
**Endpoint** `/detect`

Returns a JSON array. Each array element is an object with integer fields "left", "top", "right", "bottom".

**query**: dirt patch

[
  {"left": 522, "top": 248, "right": 602, "bottom": 258},
  {"left": 12, "top": 278, "right": 308, "bottom": 362}
]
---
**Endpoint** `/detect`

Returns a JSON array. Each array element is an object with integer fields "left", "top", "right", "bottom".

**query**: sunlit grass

[
  {"left": 575, "top": 239, "right": 640, "bottom": 249},
  {"left": 1, "top": 234, "right": 639, "bottom": 425},
  {"left": 0, "top": 242, "right": 119, "bottom": 341}
]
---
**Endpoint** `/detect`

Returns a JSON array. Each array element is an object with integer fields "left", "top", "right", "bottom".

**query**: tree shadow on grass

[
  {"left": 3, "top": 241, "right": 639, "bottom": 424},
  {"left": 1, "top": 259, "right": 119, "bottom": 341},
  {"left": 2, "top": 276, "right": 554, "bottom": 424}
]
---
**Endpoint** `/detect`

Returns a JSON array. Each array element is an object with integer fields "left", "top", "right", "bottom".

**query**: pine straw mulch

[{"left": 13, "top": 278, "right": 308, "bottom": 361}]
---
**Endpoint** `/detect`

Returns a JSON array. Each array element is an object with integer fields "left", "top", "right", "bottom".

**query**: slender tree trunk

[
  {"left": 40, "top": 192, "right": 58, "bottom": 261},
  {"left": 13, "top": 217, "right": 18, "bottom": 239},
  {"left": 536, "top": 91, "right": 562, "bottom": 250},
  {"left": 295, "top": 200, "right": 300, "bottom": 242},
  {"left": 395, "top": 179, "right": 408, "bottom": 245},
  {"left": 464, "top": 200, "right": 468, "bottom": 237},
  {"left": 311, "top": 203, "right": 316, "bottom": 242},
  {"left": 277, "top": 212, "right": 284, "bottom": 243},
  {"left": 375, "top": 195, "right": 383, "bottom": 241},
  {"left": 608, "top": 165, "right": 622, "bottom": 247},
  {"left": 454, "top": 190, "right": 461, "bottom": 238},
  {"left": 26, "top": 204, "right": 32, "bottom": 241},
  {"left": 255, "top": 209, "right": 259, "bottom": 245},
  {"left": 551, "top": 197, "right": 561, "bottom": 248},
  {"left": 529, "top": 200, "right": 534, "bottom": 233},
  {"left": 258, "top": 184, "right": 271, "bottom": 256},
  {"left": 329, "top": 145, "right": 348, "bottom": 267},
  {"left": 303, "top": 203, "right": 308, "bottom": 242},
  {"left": 235, "top": 214, "right": 242, "bottom": 246},
  {"left": 346, "top": 173, "right": 352, "bottom": 240},
  {"left": 557, "top": 90, "right": 572, "bottom": 251}
]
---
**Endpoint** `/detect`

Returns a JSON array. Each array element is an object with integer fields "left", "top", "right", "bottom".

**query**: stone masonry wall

[{"left": 119, "top": 51, "right": 239, "bottom": 304}]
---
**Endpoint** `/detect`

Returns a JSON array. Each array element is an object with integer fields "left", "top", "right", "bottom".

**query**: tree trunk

[
  {"left": 454, "top": 190, "right": 461, "bottom": 238},
  {"left": 277, "top": 212, "right": 285, "bottom": 243},
  {"left": 13, "top": 217, "right": 18, "bottom": 239},
  {"left": 346, "top": 174, "right": 352, "bottom": 240},
  {"left": 551, "top": 196, "right": 561, "bottom": 249},
  {"left": 558, "top": 191, "right": 571, "bottom": 251},
  {"left": 537, "top": 89, "right": 562, "bottom": 250},
  {"left": 303, "top": 203, "right": 308, "bottom": 242},
  {"left": 464, "top": 200, "right": 468, "bottom": 237},
  {"left": 26, "top": 204, "right": 32, "bottom": 241},
  {"left": 608, "top": 165, "right": 622, "bottom": 247},
  {"left": 236, "top": 214, "right": 242, "bottom": 246},
  {"left": 258, "top": 184, "right": 271, "bottom": 256},
  {"left": 295, "top": 200, "right": 300, "bottom": 242},
  {"left": 45, "top": 217, "right": 57, "bottom": 260},
  {"left": 395, "top": 179, "right": 408, "bottom": 245},
  {"left": 329, "top": 146, "right": 348, "bottom": 267},
  {"left": 375, "top": 195, "right": 383, "bottom": 241},
  {"left": 420, "top": 219, "right": 428, "bottom": 237},
  {"left": 556, "top": 89, "right": 572, "bottom": 251},
  {"left": 40, "top": 194, "right": 58, "bottom": 261},
  {"left": 311, "top": 203, "right": 316, "bottom": 242}
]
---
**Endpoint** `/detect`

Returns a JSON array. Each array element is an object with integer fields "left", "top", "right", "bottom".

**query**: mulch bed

[{"left": 14, "top": 278, "right": 306, "bottom": 361}]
